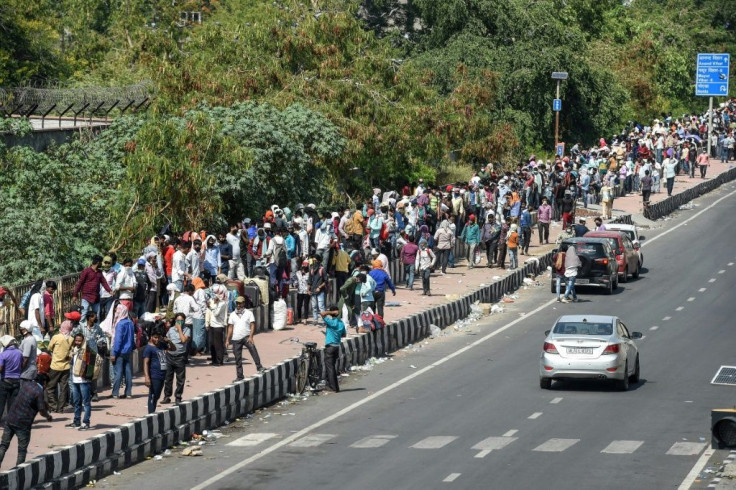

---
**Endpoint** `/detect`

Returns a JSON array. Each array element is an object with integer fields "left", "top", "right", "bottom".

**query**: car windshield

[
  {"left": 603, "top": 237, "right": 619, "bottom": 250},
  {"left": 553, "top": 322, "right": 614, "bottom": 336}
]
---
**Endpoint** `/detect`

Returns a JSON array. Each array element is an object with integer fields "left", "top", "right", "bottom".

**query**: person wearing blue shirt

[
  {"left": 203, "top": 235, "right": 222, "bottom": 285},
  {"left": 368, "top": 262, "right": 396, "bottom": 318},
  {"left": 320, "top": 305, "right": 346, "bottom": 392},
  {"left": 110, "top": 305, "right": 135, "bottom": 399},
  {"left": 519, "top": 205, "right": 533, "bottom": 255}
]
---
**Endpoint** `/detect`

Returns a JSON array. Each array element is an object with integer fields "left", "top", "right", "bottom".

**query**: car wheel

[
  {"left": 618, "top": 362, "right": 630, "bottom": 391},
  {"left": 632, "top": 264, "right": 640, "bottom": 279},
  {"left": 630, "top": 356, "right": 640, "bottom": 383},
  {"left": 606, "top": 277, "right": 614, "bottom": 295},
  {"left": 540, "top": 378, "right": 552, "bottom": 389},
  {"left": 621, "top": 266, "right": 629, "bottom": 283},
  {"left": 613, "top": 275, "right": 619, "bottom": 290}
]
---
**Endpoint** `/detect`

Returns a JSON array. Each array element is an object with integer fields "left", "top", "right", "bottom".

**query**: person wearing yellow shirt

[
  {"left": 46, "top": 320, "right": 74, "bottom": 413},
  {"left": 332, "top": 248, "right": 350, "bottom": 292}
]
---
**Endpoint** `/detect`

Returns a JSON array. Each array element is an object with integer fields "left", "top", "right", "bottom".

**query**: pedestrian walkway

[{"left": 1, "top": 160, "right": 732, "bottom": 471}]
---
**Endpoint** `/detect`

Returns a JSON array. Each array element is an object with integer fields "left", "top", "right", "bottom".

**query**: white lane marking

[
  {"left": 687, "top": 297, "right": 695, "bottom": 302},
  {"left": 550, "top": 397, "right": 563, "bottom": 404},
  {"left": 533, "top": 438, "right": 580, "bottom": 452},
  {"left": 719, "top": 269, "right": 726, "bottom": 274},
  {"left": 528, "top": 412, "right": 543, "bottom": 419},
  {"left": 189, "top": 296, "right": 585, "bottom": 489},
  {"left": 678, "top": 447, "right": 714, "bottom": 489},
  {"left": 663, "top": 316, "right": 672, "bottom": 321},
  {"left": 411, "top": 436, "right": 458, "bottom": 449},
  {"left": 699, "top": 288, "right": 707, "bottom": 292},
  {"left": 350, "top": 435, "right": 396, "bottom": 448},
  {"left": 472, "top": 436, "right": 518, "bottom": 457},
  {"left": 729, "top": 262, "right": 734, "bottom": 266},
  {"left": 667, "top": 442, "right": 707, "bottom": 456},
  {"left": 502, "top": 430, "right": 518, "bottom": 437},
  {"left": 650, "top": 326, "right": 659, "bottom": 331},
  {"left": 642, "top": 186, "right": 736, "bottom": 248},
  {"left": 227, "top": 432, "right": 278, "bottom": 447},
  {"left": 288, "top": 434, "right": 336, "bottom": 448},
  {"left": 709, "top": 278, "right": 717, "bottom": 283},
  {"left": 676, "top": 306, "right": 684, "bottom": 311},
  {"left": 443, "top": 473, "right": 461, "bottom": 483},
  {"left": 601, "top": 440, "right": 644, "bottom": 454}
]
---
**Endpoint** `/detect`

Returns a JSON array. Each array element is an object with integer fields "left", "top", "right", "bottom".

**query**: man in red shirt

[{"left": 73, "top": 255, "right": 112, "bottom": 321}]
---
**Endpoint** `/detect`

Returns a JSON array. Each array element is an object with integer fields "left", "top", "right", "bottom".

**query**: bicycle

[{"left": 280, "top": 337, "right": 322, "bottom": 394}]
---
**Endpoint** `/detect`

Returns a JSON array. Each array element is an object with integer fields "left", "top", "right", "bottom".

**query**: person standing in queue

[
  {"left": 162, "top": 314, "right": 190, "bottom": 405},
  {"left": 143, "top": 327, "right": 175, "bottom": 414},
  {"left": 227, "top": 296, "right": 265, "bottom": 382},
  {"left": 319, "top": 305, "right": 346, "bottom": 393}
]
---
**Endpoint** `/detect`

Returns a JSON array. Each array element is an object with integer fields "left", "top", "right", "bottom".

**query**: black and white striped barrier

[{"left": 0, "top": 249, "right": 549, "bottom": 490}]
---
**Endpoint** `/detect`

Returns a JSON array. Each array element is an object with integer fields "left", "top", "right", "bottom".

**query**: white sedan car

[
  {"left": 605, "top": 223, "right": 644, "bottom": 268},
  {"left": 539, "top": 315, "right": 642, "bottom": 391}
]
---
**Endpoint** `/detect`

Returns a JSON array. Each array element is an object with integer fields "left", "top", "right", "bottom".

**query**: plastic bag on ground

[
  {"left": 272, "top": 299, "right": 287, "bottom": 331},
  {"left": 430, "top": 324, "right": 441, "bottom": 338}
]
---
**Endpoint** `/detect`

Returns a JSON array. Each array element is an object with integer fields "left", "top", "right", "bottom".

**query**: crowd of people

[{"left": 0, "top": 102, "right": 734, "bottom": 469}]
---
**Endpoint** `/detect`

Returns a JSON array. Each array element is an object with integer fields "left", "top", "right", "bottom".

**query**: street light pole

[
  {"left": 551, "top": 72, "right": 568, "bottom": 155},
  {"left": 555, "top": 79, "right": 561, "bottom": 149}
]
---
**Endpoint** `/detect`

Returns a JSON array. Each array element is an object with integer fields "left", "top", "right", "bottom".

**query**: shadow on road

[{"left": 549, "top": 378, "right": 648, "bottom": 392}]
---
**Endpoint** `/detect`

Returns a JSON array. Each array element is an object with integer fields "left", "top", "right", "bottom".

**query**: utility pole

[{"left": 707, "top": 96, "right": 713, "bottom": 157}]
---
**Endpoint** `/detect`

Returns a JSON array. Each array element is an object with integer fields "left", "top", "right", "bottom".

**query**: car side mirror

[
  {"left": 544, "top": 330, "right": 550, "bottom": 336},
  {"left": 638, "top": 235, "right": 645, "bottom": 241},
  {"left": 630, "top": 332, "right": 643, "bottom": 339}
]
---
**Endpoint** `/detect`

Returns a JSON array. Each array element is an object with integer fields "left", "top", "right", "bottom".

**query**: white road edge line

[
  {"left": 192, "top": 189, "right": 736, "bottom": 490},
  {"left": 678, "top": 447, "right": 714, "bottom": 490},
  {"left": 191, "top": 297, "right": 559, "bottom": 490},
  {"left": 641, "top": 187, "right": 736, "bottom": 249},
  {"left": 528, "top": 412, "right": 543, "bottom": 419}
]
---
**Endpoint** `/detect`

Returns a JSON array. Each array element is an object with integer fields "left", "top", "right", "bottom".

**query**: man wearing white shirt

[
  {"left": 227, "top": 297, "right": 264, "bottom": 381},
  {"left": 226, "top": 225, "right": 243, "bottom": 280},
  {"left": 171, "top": 242, "right": 190, "bottom": 292}
]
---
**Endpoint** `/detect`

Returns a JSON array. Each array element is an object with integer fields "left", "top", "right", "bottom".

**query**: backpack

[
  {"left": 133, "top": 270, "right": 150, "bottom": 302},
  {"left": 274, "top": 241, "right": 288, "bottom": 270},
  {"left": 36, "top": 351, "right": 52, "bottom": 375},
  {"left": 554, "top": 252, "right": 566, "bottom": 272},
  {"left": 360, "top": 311, "right": 385, "bottom": 332},
  {"left": 379, "top": 221, "right": 389, "bottom": 241}
]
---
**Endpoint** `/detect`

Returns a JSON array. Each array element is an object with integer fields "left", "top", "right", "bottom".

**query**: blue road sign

[
  {"left": 553, "top": 98, "right": 562, "bottom": 112},
  {"left": 556, "top": 143, "right": 565, "bottom": 157},
  {"left": 696, "top": 53, "right": 730, "bottom": 97}
]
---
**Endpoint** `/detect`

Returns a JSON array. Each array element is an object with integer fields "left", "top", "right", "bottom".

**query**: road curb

[{"left": 644, "top": 166, "right": 736, "bottom": 220}]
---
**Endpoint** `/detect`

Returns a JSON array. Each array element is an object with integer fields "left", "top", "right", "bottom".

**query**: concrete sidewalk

[{"left": 1, "top": 158, "right": 733, "bottom": 472}]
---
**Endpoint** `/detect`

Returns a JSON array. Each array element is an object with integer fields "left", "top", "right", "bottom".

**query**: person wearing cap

[
  {"left": 573, "top": 218, "right": 589, "bottom": 237},
  {"left": 18, "top": 321, "right": 37, "bottom": 383},
  {"left": 506, "top": 224, "right": 520, "bottom": 270},
  {"left": 74, "top": 255, "right": 113, "bottom": 321},
  {"left": 0, "top": 372, "right": 52, "bottom": 467},
  {"left": 46, "top": 321, "right": 73, "bottom": 413},
  {"left": 319, "top": 305, "right": 346, "bottom": 392},
  {"left": 227, "top": 297, "right": 264, "bottom": 381},
  {"left": 368, "top": 260, "right": 396, "bottom": 318},
  {"left": 162, "top": 313, "right": 190, "bottom": 404},
  {"left": 0, "top": 336, "right": 22, "bottom": 422}
]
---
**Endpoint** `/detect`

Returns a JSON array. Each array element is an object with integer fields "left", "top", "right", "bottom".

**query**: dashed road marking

[
  {"left": 719, "top": 270, "right": 726, "bottom": 274},
  {"left": 663, "top": 316, "right": 672, "bottom": 321},
  {"left": 443, "top": 473, "right": 461, "bottom": 483},
  {"left": 350, "top": 435, "right": 397, "bottom": 448},
  {"left": 528, "top": 412, "right": 543, "bottom": 419},
  {"left": 709, "top": 278, "right": 716, "bottom": 283},
  {"left": 687, "top": 297, "right": 695, "bottom": 302},
  {"left": 601, "top": 440, "right": 644, "bottom": 454},
  {"left": 411, "top": 436, "right": 458, "bottom": 449},
  {"left": 228, "top": 433, "right": 279, "bottom": 447},
  {"left": 533, "top": 438, "right": 580, "bottom": 452},
  {"left": 502, "top": 430, "right": 518, "bottom": 437},
  {"left": 550, "top": 397, "right": 563, "bottom": 404},
  {"left": 650, "top": 326, "right": 659, "bottom": 331},
  {"left": 729, "top": 262, "right": 734, "bottom": 266},
  {"left": 699, "top": 288, "right": 707, "bottom": 292},
  {"left": 289, "top": 434, "right": 336, "bottom": 448},
  {"left": 472, "top": 436, "right": 518, "bottom": 458},
  {"left": 676, "top": 306, "right": 684, "bottom": 311},
  {"left": 667, "top": 442, "right": 707, "bottom": 456}
]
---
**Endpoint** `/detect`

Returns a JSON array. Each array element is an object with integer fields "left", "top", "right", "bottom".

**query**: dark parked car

[
  {"left": 551, "top": 237, "right": 619, "bottom": 295},
  {"left": 584, "top": 231, "right": 640, "bottom": 282}
]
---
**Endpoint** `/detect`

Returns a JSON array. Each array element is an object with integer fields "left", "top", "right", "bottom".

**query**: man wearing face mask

[
  {"left": 227, "top": 297, "right": 264, "bottom": 381},
  {"left": 162, "top": 314, "right": 190, "bottom": 405},
  {"left": 115, "top": 258, "right": 137, "bottom": 313},
  {"left": 251, "top": 227, "right": 270, "bottom": 268},
  {"left": 187, "top": 239, "right": 202, "bottom": 282},
  {"left": 203, "top": 235, "right": 221, "bottom": 286}
]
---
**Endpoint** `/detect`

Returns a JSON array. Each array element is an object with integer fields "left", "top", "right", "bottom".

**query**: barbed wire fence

[{"left": 0, "top": 81, "right": 155, "bottom": 128}]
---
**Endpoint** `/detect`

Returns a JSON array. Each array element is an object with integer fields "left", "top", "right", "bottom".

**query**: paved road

[{"left": 107, "top": 185, "right": 736, "bottom": 490}]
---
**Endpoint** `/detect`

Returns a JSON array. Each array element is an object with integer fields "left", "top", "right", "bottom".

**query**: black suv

[{"left": 550, "top": 237, "right": 619, "bottom": 295}]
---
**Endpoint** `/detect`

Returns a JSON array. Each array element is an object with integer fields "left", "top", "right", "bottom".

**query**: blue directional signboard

[
  {"left": 696, "top": 53, "right": 730, "bottom": 97},
  {"left": 556, "top": 142, "right": 565, "bottom": 157},
  {"left": 553, "top": 98, "right": 562, "bottom": 112}
]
